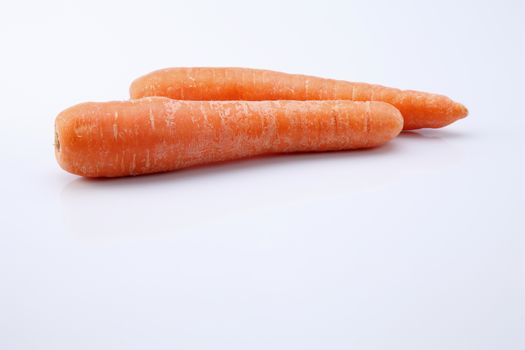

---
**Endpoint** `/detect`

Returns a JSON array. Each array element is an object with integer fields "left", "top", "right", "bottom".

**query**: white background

[{"left": 1, "top": 0, "right": 524, "bottom": 349}]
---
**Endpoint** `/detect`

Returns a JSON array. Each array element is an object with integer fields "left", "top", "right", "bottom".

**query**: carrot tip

[{"left": 457, "top": 103, "right": 469, "bottom": 118}]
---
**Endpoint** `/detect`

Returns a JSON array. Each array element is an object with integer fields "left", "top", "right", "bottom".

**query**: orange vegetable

[
  {"left": 54, "top": 97, "right": 403, "bottom": 177},
  {"left": 130, "top": 67, "right": 468, "bottom": 130}
]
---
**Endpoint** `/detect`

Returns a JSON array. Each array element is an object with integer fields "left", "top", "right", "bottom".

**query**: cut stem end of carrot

[{"left": 55, "top": 130, "right": 60, "bottom": 152}]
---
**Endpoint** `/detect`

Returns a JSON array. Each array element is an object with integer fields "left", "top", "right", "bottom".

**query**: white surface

[{"left": 1, "top": 1, "right": 524, "bottom": 349}]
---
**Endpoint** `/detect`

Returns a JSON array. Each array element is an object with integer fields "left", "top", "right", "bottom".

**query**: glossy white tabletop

[{"left": 1, "top": 1, "right": 524, "bottom": 349}]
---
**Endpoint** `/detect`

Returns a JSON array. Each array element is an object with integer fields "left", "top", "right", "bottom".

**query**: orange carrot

[
  {"left": 54, "top": 97, "right": 403, "bottom": 177},
  {"left": 129, "top": 67, "right": 468, "bottom": 130}
]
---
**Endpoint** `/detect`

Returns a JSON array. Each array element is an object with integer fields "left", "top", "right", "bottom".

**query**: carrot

[
  {"left": 54, "top": 97, "right": 403, "bottom": 177},
  {"left": 129, "top": 67, "right": 468, "bottom": 130}
]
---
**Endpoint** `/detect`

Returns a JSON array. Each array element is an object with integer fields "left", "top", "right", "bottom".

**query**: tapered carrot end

[
  {"left": 440, "top": 99, "right": 468, "bottom": 128},
  {"left": 454, "top": 102, "right": 469, "bottom": 120},
  {"left": 398, "top": 91, "right": 469, "bottom": 130}
]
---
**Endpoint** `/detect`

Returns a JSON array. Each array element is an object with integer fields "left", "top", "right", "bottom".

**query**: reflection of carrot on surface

[
  {"left": 130, "top": 67, "right": 468, "bottom": 130},
  {"left": 55, "top": 98, "right": 402, "bottom": 177}
]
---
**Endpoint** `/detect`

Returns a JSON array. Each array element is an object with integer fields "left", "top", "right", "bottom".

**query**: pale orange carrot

[
  {"left": 54, "top": 97, "right": 403, "bottom": 177},
  {"left": 129, "top": 67, "right": 468, "bottom": 130}
]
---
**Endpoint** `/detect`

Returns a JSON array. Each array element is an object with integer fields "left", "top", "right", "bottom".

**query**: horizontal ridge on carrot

[
  {"left": 54, "top": 98, "right": 403, "bottom": 177},
  {"left": 130, "top": 67, "right": 468, "bottom": 130}
]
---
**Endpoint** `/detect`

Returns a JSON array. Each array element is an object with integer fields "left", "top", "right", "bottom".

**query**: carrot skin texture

[
  {"left": 54, "top": 98, "right": 403, "bottom": 177},
  {"left": 129, "top": 67, "right": 468, "bottom": 130}
]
